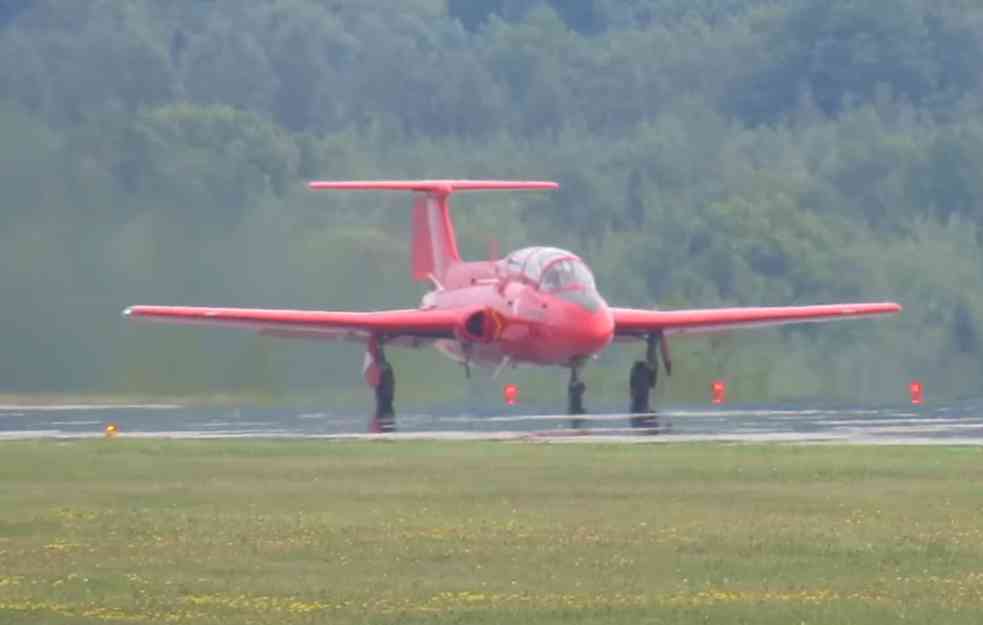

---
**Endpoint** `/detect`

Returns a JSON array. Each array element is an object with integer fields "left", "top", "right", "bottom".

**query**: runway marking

[
  {"left": 0, "top": 404, "right": 182, "bottom": 411},
  {"left": 2, "top": 429, "right": 983, "bottom": 445},
  {"left": 2, "top": 403, "right": 983, "bottom": 445},
  {"left": 188, "top": 421, "right": 279, "bottom": 428},
  {"left": 815, "top": 418, "right": 981, "bottom": 426}
]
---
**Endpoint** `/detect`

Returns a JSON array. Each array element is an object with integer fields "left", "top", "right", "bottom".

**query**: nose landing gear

[{"left": 568, "top": 362, "right": 587, "bottom": 429}]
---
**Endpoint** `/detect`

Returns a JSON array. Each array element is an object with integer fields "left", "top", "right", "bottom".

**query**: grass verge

[{"left": 1, "top": 440, "right": 982, "bottom": 624}]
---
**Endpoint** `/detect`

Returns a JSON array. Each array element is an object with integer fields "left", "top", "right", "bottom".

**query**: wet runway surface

[{"left": 2, "top": 399, "right": 983, "bottom": 444}]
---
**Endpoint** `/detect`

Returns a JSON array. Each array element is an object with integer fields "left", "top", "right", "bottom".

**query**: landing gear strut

[
  {"left": 373, "top": 360, "right": 396, "bottom": 433},
  {"left": 568, "top": 363, "right": 586, "bottom": 429},
  {"left": 629, "top": 332, "right": 670, "bottom": 431},
  {"left": 367, "top": 338, "right": 396, "bottom": 433}
]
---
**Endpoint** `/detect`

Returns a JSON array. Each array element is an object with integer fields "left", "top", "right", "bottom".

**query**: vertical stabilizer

[{"left": 412, "top": 190, "right": 461, "bottom": 283}]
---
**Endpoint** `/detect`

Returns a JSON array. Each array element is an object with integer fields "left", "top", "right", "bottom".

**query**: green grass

[{"left": 1, "top": 440, "right": 982, "bottom": 624}]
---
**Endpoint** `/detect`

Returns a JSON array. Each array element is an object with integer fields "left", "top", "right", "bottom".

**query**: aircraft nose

[
  {"left": 549, "top": 290, "right": 615, "bottom": 358},
  {"left": 556, "top": 289, "right": 604, "bottom": 313},
  {"left": 578, "top": 298, "right": 615, "bottom": 353}
]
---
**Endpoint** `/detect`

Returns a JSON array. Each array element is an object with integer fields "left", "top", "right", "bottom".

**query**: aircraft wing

[
  {"left": 612, "top": 302, "right": 902, "bottom": 337},
  {"left": 122, "top": 305, "right": 464, "bottom": 344}
]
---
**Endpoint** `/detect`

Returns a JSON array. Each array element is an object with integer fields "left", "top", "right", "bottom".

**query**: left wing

[
  {"left": 612, "top": 302, "right": 901, "bottom": 337},
  {"left": 122, "top": 305, "right": 468, "bottom": 343}
]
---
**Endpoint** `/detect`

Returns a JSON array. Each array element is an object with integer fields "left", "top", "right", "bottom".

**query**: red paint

[
  {"left": 307, "top": 180, "right": 559, "bottom": 192},
  {"left": 613, "top": 302, "right": 902, "bottom": 335},
  {"left": 124, "top": 180, "right": 902, "bottom": 410},
  {"left": 488, "top": 238, "right": 501, "bottom": 261},
  {"left": 411, "top": 194, "right": 437, "bottom": 280},
  {"left": 712, "top": 380, "right": 727, "bottom": 404},
  {"left": 909, "top": 380, "right": 924, "bottom": 404},
  {"left": 504, "top": 384, "right": 519, "bottom": 406}
]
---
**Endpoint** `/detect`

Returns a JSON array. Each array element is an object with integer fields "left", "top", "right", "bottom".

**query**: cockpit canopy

[{"left": 501, "top": 247, "right": 597, "bottom": 292}]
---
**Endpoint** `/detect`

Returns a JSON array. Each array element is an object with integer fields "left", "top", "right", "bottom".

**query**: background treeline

[{"left": 1, "top": 0, "right": 981, "bottom": 407}]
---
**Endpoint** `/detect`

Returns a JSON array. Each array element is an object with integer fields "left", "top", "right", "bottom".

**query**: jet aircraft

[{"left": 124, "top": 181, "right": 901, "bottom": 431}]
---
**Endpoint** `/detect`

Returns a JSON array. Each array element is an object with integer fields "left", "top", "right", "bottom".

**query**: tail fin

[{"left": 308, "top": 180, "right": 558, "bottom": 283}]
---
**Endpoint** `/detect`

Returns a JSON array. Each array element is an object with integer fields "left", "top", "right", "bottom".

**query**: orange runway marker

[
  {"left": 503, "top": 384, "right": 519, "bottom": 406},
  {"left": 712, "top": 380, "right": 727, "bottom": 405},
  {"left": 909, "top": 380, "right": 924, "bottom": 405}
]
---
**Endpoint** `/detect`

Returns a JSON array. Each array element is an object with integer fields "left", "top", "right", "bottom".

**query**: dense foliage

[{"left": 2, "top": 0, "right": 981, "bottom": 405}]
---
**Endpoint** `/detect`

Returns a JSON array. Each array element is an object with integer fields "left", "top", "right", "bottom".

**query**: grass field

[{"left": 1, "top": 440, "right": 982, "bottom": 624}]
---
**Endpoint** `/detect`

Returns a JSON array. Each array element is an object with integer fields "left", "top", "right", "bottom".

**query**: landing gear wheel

[
  {"left": 627, "top": 331, "right": 671, "bottom": 433},
  {"left": 372, "top": 361, "right": 396, "bottom": 433},
  {"left": 629, "top": 360, "right": 659, "bottom": 432},
  {"left": 568, "top": 366, "right": 586, "bottom": 429},
  {"left": 628, "top": 360, "right": 658, "bottom": 428}
]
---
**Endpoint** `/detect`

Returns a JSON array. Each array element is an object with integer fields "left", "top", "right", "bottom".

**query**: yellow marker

[{"left": 104, "top": 423, "right": 119, "bottom": 439}]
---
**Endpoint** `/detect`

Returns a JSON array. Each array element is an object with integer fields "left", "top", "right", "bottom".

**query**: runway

[{"left": 2, "top": 399, "right": 983, "bottom": 444}]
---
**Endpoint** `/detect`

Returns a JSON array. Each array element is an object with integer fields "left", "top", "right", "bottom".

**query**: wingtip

[{"left": 122, "top": 306, "right": 134, "bottom": 318}]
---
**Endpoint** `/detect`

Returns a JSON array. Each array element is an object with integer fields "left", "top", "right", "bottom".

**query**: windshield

[
  {"left": 541, "top": 258, "right": 596, "bottom": 292},
  {"left": 501, "top": 247, "right": 598, "bottom": 292},
  {"left": 502, "top": 247, "right": 573, "bottom": 284}
]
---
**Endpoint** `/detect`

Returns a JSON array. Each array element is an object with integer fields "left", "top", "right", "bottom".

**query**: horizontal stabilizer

[
  {"left": 308, "top": 180, "right": 558, "bottom": 194},
  {"left": 307, "top": 180, "right": 557, "bottom": 283}
]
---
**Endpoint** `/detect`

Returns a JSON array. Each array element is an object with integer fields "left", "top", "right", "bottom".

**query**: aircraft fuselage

[{"left": 422, "top": 249, "right": 614, "bottom": 368}]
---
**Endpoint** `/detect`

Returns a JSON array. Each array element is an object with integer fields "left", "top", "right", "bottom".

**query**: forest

[{"left": 1, "top": 0, "right": 981, "bottom": 407}]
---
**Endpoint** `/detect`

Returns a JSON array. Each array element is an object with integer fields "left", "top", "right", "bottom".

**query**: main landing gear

[
  {"left": 367, "top": 338, "right": 396, "bottom": 433},
  {"left": 373, "top": 360, "right": 396, "bottom": 433},
  {"left": 629, "top": 332, "right": 671, "bottom": 431}
]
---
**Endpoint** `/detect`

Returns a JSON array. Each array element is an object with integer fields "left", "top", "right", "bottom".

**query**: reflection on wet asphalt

[{"left": 2, "top": 400, "right": 983, "bottom": 444}]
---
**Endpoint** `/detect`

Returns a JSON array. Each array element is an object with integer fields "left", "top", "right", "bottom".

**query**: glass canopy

[{"left": 502, "top": 247, "right": 596, "bottom": 291}]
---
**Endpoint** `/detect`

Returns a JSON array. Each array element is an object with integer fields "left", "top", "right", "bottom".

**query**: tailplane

[{"left": 308, "top": 180, "right": 558, "bottom": 283}]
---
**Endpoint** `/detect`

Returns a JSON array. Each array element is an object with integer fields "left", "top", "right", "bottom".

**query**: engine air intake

[{"left": 458, "top": 309, "right": 501, "bottom": 343}]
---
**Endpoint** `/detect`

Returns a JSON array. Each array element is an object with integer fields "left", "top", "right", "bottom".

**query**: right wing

[
  {"left": 122, "top": 305, "right": 468, "bottom": 345},
  {"left": 612, "top": 302, "right": 902, "bottom": 337}
]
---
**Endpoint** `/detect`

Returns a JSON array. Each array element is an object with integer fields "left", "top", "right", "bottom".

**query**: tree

[
  {"left": 730, "top": 0, "right": 980, "bottom": 123},
  {"left": 448, "top": 0, "right": 504, "bottom": 31},
  {"left": 0, "top": 0, "right": 30, "bottom": 28},
  {"left": 624, "top": 169, "right": 646, "bottom": 230}
]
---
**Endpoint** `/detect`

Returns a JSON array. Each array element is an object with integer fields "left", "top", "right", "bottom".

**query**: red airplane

[{"left": 124, "top": 180, "right": 901, "bottom": 432}]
